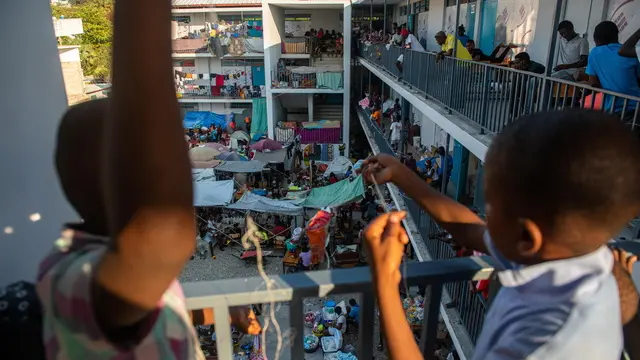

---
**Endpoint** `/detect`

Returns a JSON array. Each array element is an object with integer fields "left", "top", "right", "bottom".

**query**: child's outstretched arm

[
  {"left": 364, "top": 212, "right": 423, "bottom": 360},
  {"left": 361, "top": 154, "right": 487, "bottom": 253},
  {"left": 96, "top": 0, "right": 198, "bottom": 332}
]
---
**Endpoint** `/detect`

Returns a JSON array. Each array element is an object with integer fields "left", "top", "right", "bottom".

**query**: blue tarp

[{"left": 183, "top": 111, "right": 234, "bottom": 129}]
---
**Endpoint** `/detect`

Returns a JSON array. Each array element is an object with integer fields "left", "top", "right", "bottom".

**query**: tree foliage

[{"left": 52, "top": 0, "right": 113, "bottom": 81}]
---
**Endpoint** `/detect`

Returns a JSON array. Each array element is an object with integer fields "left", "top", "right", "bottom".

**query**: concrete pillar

[
  {"left": 342, "top": 2, "right": 352, "bottom": 156},
  {"left": 308, "top": 94, "right": 314, "bottom": 122},
  {"left": 263, "top": 4, "right": 285, "bottom": 139},
  {"left": 0, "top": 1, "right": 77, "bottom": 284}
]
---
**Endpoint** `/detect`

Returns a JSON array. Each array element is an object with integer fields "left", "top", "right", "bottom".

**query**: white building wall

[
  {"left": 263, "top": 4, "right": 286, "bottom": 138},
  {"left": 1, "top": 0, "right": 77, "bottom": 285},
  {"left": 286, "top": 9, "right": 342, "bottom": 32}
]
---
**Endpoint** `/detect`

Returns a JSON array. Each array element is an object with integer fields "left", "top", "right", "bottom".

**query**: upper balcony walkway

[{"left": 357, "top": 42, "right": 640, "bottom": 161}]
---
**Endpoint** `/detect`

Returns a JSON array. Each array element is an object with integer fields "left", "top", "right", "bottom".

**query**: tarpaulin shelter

[
  {"left": 214, "top": 160, "right": 267, "bottom": 173},
  {"left": 300, "top": 175, "right": 365, "bottom": 208},
  {"left": 183, "top": 111, "right": 232, "bottom": 129},
  {"left": 189, "top": 147, "right": 220, "bottom": 162},
  {"left": 205, "top": 142, "right": 229, "bottom": 152},
  {"left": 230, "top": 130, "right": 251, "bottom": 142},
  {"left": 252, "top": 149, "right": 287, "bottom": 164},
  {"left": 193, "top": 180, "right": 234, "bottom": 207},
  {"left": 192, "top": 168, "right": 216, "bottom": 182},
  {"left": 323, "top": 156, "right": 353, "bottom": 177},
  {"left": 251, "top": 138, "right": 283, "bottom": 152},
  {"left": 226, "top": 192, "right": 303, "bottom": 215},
  {"left": 216, "top": 152, "right": 248, "bottom": 161}
]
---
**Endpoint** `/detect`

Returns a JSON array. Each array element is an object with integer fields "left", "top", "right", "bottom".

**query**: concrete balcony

[
  {"left": 357, "top": 42, "right": 640, "bottom": 162},
  {"left": 183, "top": 257, "right": 494, "bottom": 359}
]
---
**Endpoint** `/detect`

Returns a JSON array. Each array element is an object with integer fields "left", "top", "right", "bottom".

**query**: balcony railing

[
  {"left": 275, "top": 126, "right": 342, "bottom": 144},
  {"left": 357, "top": 106, "right": 489, "bottom": 343},
  {"left": 183, "top": 257, "right": 494, "bottom": 359},
  {"left": 176, "top": 83, "right": 264, "bottom": 100},
  {"left": 282, "top": 37, "right": 313, "bottom": 54},
  {"left": 271, "top": 70, "right": 344, "bottom": 91},
  {"left": 359, "top": 43, "right": 640, "bottom": 134}
]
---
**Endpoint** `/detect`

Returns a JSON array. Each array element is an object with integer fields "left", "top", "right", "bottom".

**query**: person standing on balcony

[
  {"left": 552, "top": 21, "right": 589, "bottom": 81},
  {"left": 361, "top": 110, "right": 640, "bottom": 360},
  {"left": 396, "top": 30, "right": 425, "bottom": 75},
  {"left": 587, "top": 21, "right": 640, "bottom": 115},
  {"left": 390, "top": 118, "right": 402, "bottom": 152},
  {"left": 435, "top": 31, "right": 455, "bottom": 59},
  {"left": 390, "top": 27, "right": 404, "bottom": 46},
  {"left": 456, "top": 25, "right": 470, "bottom": 47}
]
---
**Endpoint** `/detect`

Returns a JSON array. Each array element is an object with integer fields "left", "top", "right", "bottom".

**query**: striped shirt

[{"left": 36, "top": 231, "right": 204, "bottom": 360}]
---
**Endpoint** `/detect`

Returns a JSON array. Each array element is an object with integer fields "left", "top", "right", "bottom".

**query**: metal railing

[
  {"left": 183, "top": 258, "right": 493, "bottom": 360},
  {"left": 357, "top": 106, "right": 489, "bottom": 343},
  {"left": 359, "top": 42, "right": 640, "bottom": 134},
  {"left": 271, "top": 70, "right": 344, "bottom": 91},
  {"left": 275, "top": 127, "right": 342, "bottom": 144},
  {"left": 282, "top": 37, "right": 313, "bottom": 54},
  {"left": 176, "top": 83, "right": 264, "bottom": 100}
]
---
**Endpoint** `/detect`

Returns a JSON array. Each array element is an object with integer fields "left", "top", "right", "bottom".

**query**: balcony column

[
  {"left": 342, "top": 2, "right": 352, "bottom": 156},
  {"left": 0, "top": 0, "right": 77, "bottom": 285},
  {"left": 383, "top": 0, "right": 387, "bottom": 36},
  {"left": 308, "top": 94, "right": 314, "bottom": 122},
  {"left": 369, "top": 1, "right": 373, "bottom": 31}
]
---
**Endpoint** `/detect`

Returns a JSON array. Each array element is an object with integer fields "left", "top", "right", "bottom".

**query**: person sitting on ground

[
  {"left": 347, "top": 298, "right": 360, "bottom": 327},
  {"left": 328, "top": 172, "right": 339, "bottom": 184},
  {"left": 334, "top": 306, "right": 347, "bottom": 334},
  {"left": 552, "top": 20, "right": 589, "bottom": 81},
  {"left": 511, "top": 52, "right": 546, "bottom": 74},
  {"left": 587, "top": 21, "right": 640, "bottom": 114},
  {"left": 298, "top": 244, "right": 312, "bottom": 271},
  {"left": 360, "top": 109, "right": 640, "bottom": 360},
  {"left": 344, "top": 166, "right": 353, "bottom": 179}
]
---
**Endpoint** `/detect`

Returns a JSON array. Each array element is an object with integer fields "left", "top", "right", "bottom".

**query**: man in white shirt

[
  {"left": 396, "top": 31, "right": 426, "bottom": 74},
  {"left": 552, "top": 20, "right": 589, "bottom": 80},
  {"left": 389, "top": 119, "right": 402, "bottom": 151}
]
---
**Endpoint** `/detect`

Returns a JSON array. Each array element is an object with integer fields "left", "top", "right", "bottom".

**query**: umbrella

[
  {"left": 230, "top": 130, "right": 250, "bottom": 143},
  {"left": 189, "top": 147, "right": 219, "bottom": 162},
  {"left": 217, "top": 152, "right": 248, "bottom": 161},
  {"left": 205, "top": 142, "right": 229, "bottom": 152},
  {"left": 251, "top": 138, "right": 284, "bottom": 152}
]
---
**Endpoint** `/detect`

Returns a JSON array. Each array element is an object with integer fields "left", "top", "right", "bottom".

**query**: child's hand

[
  {"left": 229, "top": 306, "right": 261, "bottom": 335},
  {"left": 359, "top": 154, "right": 406, "bottom": 185},
  {"left": 364, "top": 212, "right": 409, "bottom": 285},
  {"left": 611, "top": 247, "right": 639, "bottom": 325}
]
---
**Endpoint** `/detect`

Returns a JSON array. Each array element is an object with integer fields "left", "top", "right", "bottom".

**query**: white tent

[
  {"left": 214, "top": 160, "right": 267, "bottom": 173},
  {"left": 192, "top": 168, "right": 216, "bottom": 182},
  {"left": 193, "top": 180, "right": 234, "bottom": 207},
  {"left": 226, "top": 192, "right": 303, "bottom": 215},
  {"left": 323, "top": 156, "right": 353, "bottom": 177}
]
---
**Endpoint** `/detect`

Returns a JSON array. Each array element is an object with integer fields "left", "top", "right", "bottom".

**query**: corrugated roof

[
  {"left": 172, "top": 0, "right": 260, "bottom": 6},
  {"left": 172, "top": 38, "right": 209, "bottom": 53}
]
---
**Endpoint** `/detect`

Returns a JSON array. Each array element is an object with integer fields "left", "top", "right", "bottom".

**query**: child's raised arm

[
  {"left": 96, "top": 0, "right": 196, "bottom": 330},
  {"left": 364, "top": 212, "right": 424, "bottom": 360}
]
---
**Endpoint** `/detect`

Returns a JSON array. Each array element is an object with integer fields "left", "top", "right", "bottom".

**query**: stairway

[{"left": 314, "top": 104, "right": 343, "bottom": 121}]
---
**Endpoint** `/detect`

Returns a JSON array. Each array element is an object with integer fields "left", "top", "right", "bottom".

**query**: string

[
  {"left": 369, "top": 173, "right": 411, "bottom": 298},
  {"left": 242, "top": 216, "right": 284, "bottom": 360}
]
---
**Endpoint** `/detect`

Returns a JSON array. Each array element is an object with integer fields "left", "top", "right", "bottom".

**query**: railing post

[
  {"left": 442, "top": 134, "right": 451, "bottom": 195},
  {"left": 213, "top": 305, "right": 234, "bottom": 359},
  {"left": 419, "top": 284, "right": 444, "bottom": 359},
  {"left": 479, "top": 65, "right": 490, "bottom": 134}
]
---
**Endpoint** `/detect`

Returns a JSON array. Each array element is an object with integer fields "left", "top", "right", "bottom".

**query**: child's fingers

[
  {"left": 612, "top": 247, "right": 621, "bottom": 262},
  {"left": 399, "top": 228, "right": 409, "bottom": 245},
  {"left": 626, "top": 254, "right": 638, "bottom": 273},
  {"left": 364, "top": 212, "right": 394, "bottom": 247},
  {"left": 381, "top": 212, "right": 406, "bottom": 245}
]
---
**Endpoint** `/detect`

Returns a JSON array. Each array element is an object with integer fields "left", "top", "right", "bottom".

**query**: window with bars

[
  {"left": 400, "top": 6, "right": 407, "bottom": 16},
  {"left": 446, "top": 0, "right": 474, "bottom": 6}
]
